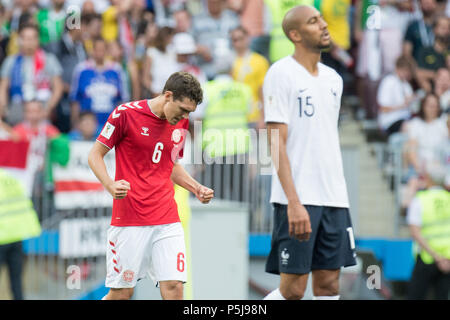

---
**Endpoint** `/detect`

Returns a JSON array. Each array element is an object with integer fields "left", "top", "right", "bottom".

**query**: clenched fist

[
  {"left": 195, "top": 185, "right": 214, "bottom": 204},
  {"left": 107, "top": 180, "right": 131, "bottom": 199}
]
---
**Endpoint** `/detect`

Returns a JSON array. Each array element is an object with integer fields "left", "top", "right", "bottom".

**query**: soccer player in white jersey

[{"left": 263, "top": 5, "right": 357, "bottom": 300}]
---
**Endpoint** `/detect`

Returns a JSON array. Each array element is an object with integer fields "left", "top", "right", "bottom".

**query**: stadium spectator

[
  {"left": 200, "top": 64, "right": 252, "bottom": 202},
  {"left": 377, "top": 0, "right": 416, "bottom": 75},
  {"left": 101, "top": 0, "right": 122, "bottom": 43},
  {"left": 49, "top": 17, "right": 87, "bottom": 133},
  {"left": 416, "top": 15, "right": 449, "bottom": 93},
  {"left": 403, "top": 93, "right": 448, "bottom": 208},
  {"left": 173, "top": 32, "right": 207, "bottom": 85},
  {"left": 0, "top": 167, "right": 41, "bottom": 300},
  {"left": 108, "top": 39, "right": 140, "bottom": 100},
  {"left": 128, "top": 0, "right": 153, "bottom": 38},
  {"left": 0, "top": 23, "right": 63, "bottom": 126},
  {"left": 70, "top": 37, "right": 129, "bottom": 132},
  {"left": 434, "top": 68, "right": 450, "bottom": 112},
  {"left": 354, "top": 0, "right": 383, "bottom": 120},
  {"left": 80, "top": 0, "right": 96, "bottom": 15},
  {"left": 12, "top": 99, "right": 61, "bottom": 196},
  {"left": 153, "top": 0, "right": 186, "bottom": 27},
  {"left": 13, "top": 99, "right": 60, "bottom": 161},
  {"left": 376, "top": 55, "right": 416, "bottom": 136},
  {"left": 316, "top": 0, "right": 353, "bottom": 76},
  {"left": 192, "top": 0, "right": 240, "bottom": 80},
  {"left": 81, "top": 13, "right": 102, "bottom": 56},
  {"left": 403, "top": 0, "right": 437, "bottom": 62},
  {"left": 406, "top": 161, "right": 450, "bottom": 300},
  {"left": 142, "top": 26, "right": 178, "bottom": 97},
  {"left": 36, "top": 0, "right": 66, "bottom": 48},
  {"left": 101, "top": 0, "right": 139, "bottom": 60},
  {"left": 68, "top": 110, "right": 98, "bottom": 141},
  {"left": 3, "top": 0, "right": 38, "bottom": 56},
  {"left": 133, "top": 19, "right": 157, "bottom": 65},
  {"left": 173, "top": 8, "right": 192, "bottom": 34},
  {"left": 230, "top": 25, "right": 268, "bottom": 129},
  {"left": 227, "top": 0, "right": 271, "bottom": 61}
]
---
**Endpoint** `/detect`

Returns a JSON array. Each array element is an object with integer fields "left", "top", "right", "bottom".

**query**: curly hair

[{"left": 163, "top": 72, "right": 203, "bottom": 105}]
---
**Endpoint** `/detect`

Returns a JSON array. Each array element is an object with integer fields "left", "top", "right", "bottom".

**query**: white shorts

[{"left": 105, "top": 222, "right": 186, "bottom": 288}]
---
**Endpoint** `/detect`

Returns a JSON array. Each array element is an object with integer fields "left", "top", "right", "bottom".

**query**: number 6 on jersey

[{"left": 152, "top": 142, "right": 164, "bottom": 163}]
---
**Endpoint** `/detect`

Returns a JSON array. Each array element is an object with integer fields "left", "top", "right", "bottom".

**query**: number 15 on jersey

[{"left": 298, "top": 96, "right": 314, "bottom": 117}]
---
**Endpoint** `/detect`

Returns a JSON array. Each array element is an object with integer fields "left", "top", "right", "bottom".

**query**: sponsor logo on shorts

[
  {"left": 122, "top": 270, "right": 135, "bottom": 283},
  {"left": 281, "top": 248, "right": 290, "bottom": 266}
]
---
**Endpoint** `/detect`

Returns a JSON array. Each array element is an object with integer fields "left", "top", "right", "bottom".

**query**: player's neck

[
  {"left": 148, "top": 96, "right": 166, "bottom": 119},
  {"left": 292, "top": 48, "right": 321, "bottom": 76}
]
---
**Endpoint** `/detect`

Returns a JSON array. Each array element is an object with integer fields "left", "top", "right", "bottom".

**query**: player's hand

[
  {"left": 435, "top": 257, "right": 450, "bottom": 274},
  {"left": 107, "top": 180, "right": 131, "bottom": 199},
  {"left": 287, "top": 201, "right": 312, "bottom": 242},
  {"left": 195, "top": 185, "right": 214, "bottom": 204}
]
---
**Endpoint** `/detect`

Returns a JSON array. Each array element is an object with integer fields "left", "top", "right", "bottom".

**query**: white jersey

[{"left": 263, "top": 56, "right": 349, "bottom": 208}]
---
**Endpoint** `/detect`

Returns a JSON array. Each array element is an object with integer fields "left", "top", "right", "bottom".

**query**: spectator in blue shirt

[
  {"left": 68, "top": 110, "right": 99, "bottom": 141},
  {"left": 70, "top": 37, "right": 129, "bottom": 131}
]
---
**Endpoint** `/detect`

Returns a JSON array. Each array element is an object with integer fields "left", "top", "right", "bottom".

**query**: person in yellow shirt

[
  {"left": 314, "top": 0, "right": 353, "bottom": 73},
  {"left": 230, "top": 26, "right": 269, "bottom": 129}
]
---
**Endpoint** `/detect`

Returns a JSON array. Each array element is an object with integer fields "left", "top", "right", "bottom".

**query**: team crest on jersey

[
  {"left": 172, "top": 129, "right": 182, "bottom": 144},
  {"left": 141, "top": 127, "right": 149, "bottom": 136},
  {"left": 122, "top": 270, "right": 135, "bottom": 283}
]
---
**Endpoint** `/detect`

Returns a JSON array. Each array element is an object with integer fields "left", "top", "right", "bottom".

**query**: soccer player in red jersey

[{"left": 88, "top": 72, "right": 214, "bottom": 300}]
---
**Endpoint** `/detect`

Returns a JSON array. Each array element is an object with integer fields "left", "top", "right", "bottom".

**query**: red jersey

[{"left": 96, "top": 100, "right": 189, "bottom": 226}]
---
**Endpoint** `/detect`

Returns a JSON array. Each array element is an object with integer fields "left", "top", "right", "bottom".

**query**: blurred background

[{"left": 0, "top": 0, "right": 449, "bottom": 300}]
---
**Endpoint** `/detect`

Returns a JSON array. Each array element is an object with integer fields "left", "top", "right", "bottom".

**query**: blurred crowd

[{"left": 0, "top": 0, "right": 447, "bottom": 202}]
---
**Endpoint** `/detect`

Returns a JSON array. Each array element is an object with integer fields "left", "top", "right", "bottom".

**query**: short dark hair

[
  {"left": 92, "top": 36, "right": 106, "bottom": 47},
  {"left": 163, "top": 72, "right": 203, "bottom": 105},
  {"left": 417, "top": 93, "right": 441, "bottom": 120},
  {"left": 79, "top": 110, "right": 97, "bottom": 121},
  {"left": 230, "top": 25, "right": 249, "bottom": 36},
  {"left": 18, "top": 22, "right": 39, "bottom": 35},
  {"left": 396, "top": 55, "right": 416, "bottom": 71}
]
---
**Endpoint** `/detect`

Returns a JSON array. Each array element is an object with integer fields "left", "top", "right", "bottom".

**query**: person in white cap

[{"left": 173, "top": 32, "right": 207, "bottom": 85}]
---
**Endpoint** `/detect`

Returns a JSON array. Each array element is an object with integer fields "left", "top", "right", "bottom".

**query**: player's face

[
  {"left": 164, "top": 95, "right": 197, "bottom": 125},
  {"left": 295, "top": 8, "right": 331, "bottom": 51}
]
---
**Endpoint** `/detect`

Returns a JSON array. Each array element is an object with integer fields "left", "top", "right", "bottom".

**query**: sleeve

[
  {"left": 96, "top": 106, "right": 126, "bottom": 149},
  {"left": 263, "top": 67, "right": 290, "bottom": 124},
  {"left": 406, "top": 197, "right": 422, "bottom": 227}
]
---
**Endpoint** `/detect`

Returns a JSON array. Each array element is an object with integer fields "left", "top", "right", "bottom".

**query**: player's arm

[
  {"left": 88, "top": 141, "right": 130, "bottom": 199},
  {"left": 171, "top": 162, "right": 214, "bottom": 204},
  {"left": 266, "top": 122, "right": 312, "bottom": 241}
]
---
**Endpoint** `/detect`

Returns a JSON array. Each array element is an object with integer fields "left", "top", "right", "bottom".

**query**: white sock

[
  {"left": 312, "top": 295, "right": 340, "bottom": 300},
  {"left": 101, "top": 295, "right": 107, "bottom": 300},
  {"left": 263, "top": 288, "right": 286, "bottom": 300}
]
